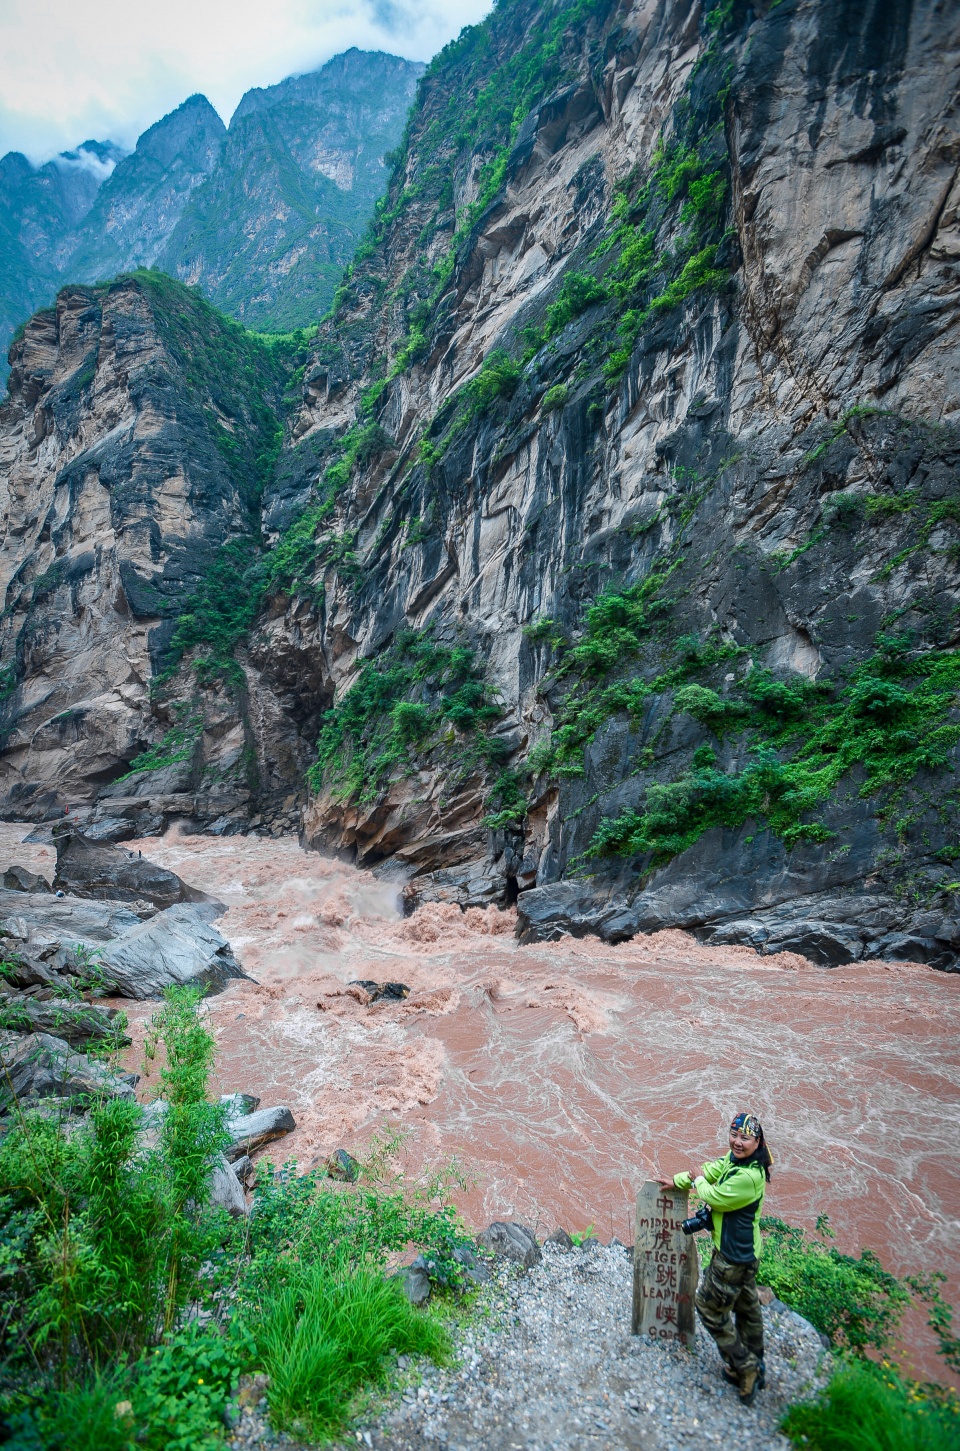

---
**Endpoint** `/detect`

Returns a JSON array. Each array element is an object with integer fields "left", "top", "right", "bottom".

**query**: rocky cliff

[
  {"left": 158, "top": 49, "right": 425, "bottom": 331},
  {"left": 3, "top": 0, "right": 960, "bottom": 966},
  {"left": 0, "top": 272, "right": 309, "bottom": 834}
]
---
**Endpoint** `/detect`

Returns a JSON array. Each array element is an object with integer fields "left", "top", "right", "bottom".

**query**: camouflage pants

[{"left": 695, "top": 1250, "right": 764, "bottom": 1373}]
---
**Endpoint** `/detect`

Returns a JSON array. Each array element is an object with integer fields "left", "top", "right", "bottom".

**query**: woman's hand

[{"left": 656, "top": 1176, "right": 678, "bottom": 1189}]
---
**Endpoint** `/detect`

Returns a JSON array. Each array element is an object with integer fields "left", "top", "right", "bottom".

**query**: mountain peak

[
  {"left": 230, "top": 49, "right": 424, "bottom": 126},
  {"left": 134, "top": 93, "right": 225, "bottom": 168}
]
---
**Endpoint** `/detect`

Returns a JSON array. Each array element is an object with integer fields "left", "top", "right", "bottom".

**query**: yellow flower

[{"left": 197, "top": 1378, "right": 204, "bottom": 1384}]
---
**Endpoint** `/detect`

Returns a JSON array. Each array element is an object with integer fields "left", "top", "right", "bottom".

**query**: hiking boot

[
  {"left": 727, "top": 1357, "right": 766, "bottom": 1388},
  {"left": 738, "top": 1365, "right": 759, "bottom": 1407}
]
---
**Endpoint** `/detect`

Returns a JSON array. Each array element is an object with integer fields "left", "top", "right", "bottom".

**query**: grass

[
  {"left": 251, "top": 1262, "right": 450, "bottom": 1440},
  {"left": 781, "top": 1362, "right": 960, "bottom": 1451}
]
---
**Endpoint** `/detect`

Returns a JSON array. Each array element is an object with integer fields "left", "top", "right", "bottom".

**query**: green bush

[
  {"left": 0, "top": 987, "right": 232, "bottom": 1435},
  {"left": 781, "top": 1362, "right": 960, "bottom": 1451},
  {"left": 1, "top": 992, "right": 462, "bottom": 1447},
  {"left": 308, "top": 627, "right": 505, "bottom": 808},
  {"left": 542, "top": 384, "right": 569, "bottom": 412},
  {"left": 759, "top": 1217, "right": 910, "bottom": 1355}
]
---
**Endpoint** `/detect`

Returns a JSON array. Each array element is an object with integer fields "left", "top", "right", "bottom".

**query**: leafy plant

[
  {"left": 0, "top": 986, "right": 228, "bottom": 1414},
  {"left": 308, "top": 626, "right": 505, "bottom": 811},
  {"left": 781, "top": 1361, "right": 960, "bottom": 1451},
  {"left": 758, "top": 1216, "right": 910, "bottom": 1355},
  {"left": 541, "top": 384, "right": 569, "bottom": 412}
]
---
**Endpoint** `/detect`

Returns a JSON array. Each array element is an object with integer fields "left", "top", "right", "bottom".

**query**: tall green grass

[
  {"left": 782, "top": 1363, "right": 960, "bottom": 1451},
  {"left": 252, "top": 1262, "right": 450, "bottom": 1439}
]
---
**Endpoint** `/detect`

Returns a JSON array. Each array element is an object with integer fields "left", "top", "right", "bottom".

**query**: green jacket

[{"left": 674, "top": 1152, "right": 766, "bottom": 1263}]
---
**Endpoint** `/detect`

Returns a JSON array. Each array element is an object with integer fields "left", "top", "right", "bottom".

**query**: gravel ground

[{"left": 227, "top": 1241, "right": 830, "bottom": 1451}]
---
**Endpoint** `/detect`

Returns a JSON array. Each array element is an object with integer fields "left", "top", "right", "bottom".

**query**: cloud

[{"left": 0, "top": 0, "right": 493, "bottom": 162}]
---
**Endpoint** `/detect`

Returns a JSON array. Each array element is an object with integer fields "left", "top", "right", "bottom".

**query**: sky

[{"left": 0, "top": 0, "right": 494, "bottom": 162}]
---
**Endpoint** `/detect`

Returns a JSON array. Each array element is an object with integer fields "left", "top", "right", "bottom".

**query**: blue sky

[{"left": 0, "top": 0, "right": 493, "bottom": 162}]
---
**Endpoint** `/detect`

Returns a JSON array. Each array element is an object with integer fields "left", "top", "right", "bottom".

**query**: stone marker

[{"left": 631, "top": 1181, "right": 698, "bottom": 1347}]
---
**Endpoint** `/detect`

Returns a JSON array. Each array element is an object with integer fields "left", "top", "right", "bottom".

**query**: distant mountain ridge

[{"left": 0, "top": 49, "right": 423, "bottom": 365}]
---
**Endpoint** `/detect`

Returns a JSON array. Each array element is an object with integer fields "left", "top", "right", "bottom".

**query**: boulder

[
  {"left": 98, "top": 904, "right": 251, "bottom": 999},
  {"left": 0, "top": 888, "right": 142, "bottom": 944},
  {"left": 3, "top": 866, "right": 51, "bottom": 893},
  {"left": 326, "top": 1148, "right": 360, "bottom": 1181},
  {"left": 52, "top": 830, "right": 218, "bottom": 912},
  {"left": 544, "top": 1228, "right": 574, "bottom": 1250},
  {"left": 224, "top": 1105, "right": 296, "bottom": 1160},
  {"left": 0, "top": 1030, "right": 137, "bottom": 1105},
  {"left": 81, "top": 817, "right": 137, "bottom": 844},
  {"left": 477, "top": 1221, "right": 541, "bottom": 1267},
  {"left": 209, "top": 1151, "right": 249, "bottom": 1217},
  {"left": 231, "top": 1154, "right": 256, "bottom": 1189},
  {"left": 393, "top": 1264, "right": 431, "bottom": 1305},
  {"left": 452, "top": 1244, "right": 491, "bottom": 1284},
  {"left": 0, "top": 993, "right": 129, "bottom": 1047},
  {"left": 220, "top": 1092, "right": 261, "bottom": 1116}
]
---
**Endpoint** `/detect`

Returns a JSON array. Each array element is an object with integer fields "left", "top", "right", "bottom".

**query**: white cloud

[{"left": 0, "top": 0, "right": 493, "bottom": 162}]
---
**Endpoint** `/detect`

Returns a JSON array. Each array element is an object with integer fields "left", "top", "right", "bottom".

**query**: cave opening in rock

[{"left": 504, "top": 873, "right": 520, "bottom": 906}]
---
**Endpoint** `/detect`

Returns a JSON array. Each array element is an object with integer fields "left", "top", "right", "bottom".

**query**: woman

[{"left": 658, "top": 1112, "right": 773, "bottom": 1406}]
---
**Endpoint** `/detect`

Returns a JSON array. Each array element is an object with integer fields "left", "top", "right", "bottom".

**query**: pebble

[{"left": 228, "top": 1243, "right": 830, "bottom": 1449}]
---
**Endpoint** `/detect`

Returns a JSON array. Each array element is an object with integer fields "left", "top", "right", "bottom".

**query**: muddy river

[{"left": 6, "top": 825, "right": 959, "bottom": 1383}]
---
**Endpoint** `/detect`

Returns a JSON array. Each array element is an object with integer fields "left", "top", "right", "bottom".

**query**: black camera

[{"left": 681, "top": 1203, "right": 713, "bottom": 1236}]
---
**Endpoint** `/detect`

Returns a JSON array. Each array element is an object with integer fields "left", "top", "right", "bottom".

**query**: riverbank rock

[
  {"left": 97, "top": 904, "right": 250, "bottom": 999},
  {"left": 515, "top": 877, "right": 960, "bottom": 971},
  {"left": 3, "top": 865, "right": 51, "bottom": 893},
  {"left": 478, "top": 1221, "right": 542, "bottom": 1268},
  {"left": 0, "top": 1030, "right": 137, "bottom": 1108},
  {"left": 224, "top": 1105, "right": 296, "bottom": 1160},
  {"left": 209, "top": 1151, "right": 249, "bottom": 1217},
  {"left": 0, "top": 992, "right": 129, "bottom": 1046},
  {"left": 52, "top": 830, "right": 219, "bottom": 912},
  {"left": 0, "top": 888, "right": 142, "bottom": 944},
  {"left": 394, "top": 1263, "right": 432, "bottom": 1306}
]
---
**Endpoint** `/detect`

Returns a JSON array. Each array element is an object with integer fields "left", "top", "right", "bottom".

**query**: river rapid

[{"left": 7, "top": 825, "right": 959, "bottom": 1383}]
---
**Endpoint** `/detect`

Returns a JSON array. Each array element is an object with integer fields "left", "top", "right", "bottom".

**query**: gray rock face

[
  {"left": 209, "top": 1150, "right": 249, "bottom": 1218},
  {"left": 52, "top": 830, "right": 215, "bottom": 910},
  {"left": 477, "top": 1222, "right": 542, "bottom": 1268},
  {"left": 223, "top": 1105, "right": 297, "bottom": 1160},
  {"left": 0, "top": 888, "right": 143, "bottom": 944},
  {"left": 3, "top": 0, "right": 960, "bottom": 966},
  {"left": 97, "top": 904, "right": 250, "bottom": 999},
  {"left": 0, "top": 274, "right": 297, "bottom": 831},
  {"left": 0, "top": 1029, "right": 137, "bottom": 1105}
]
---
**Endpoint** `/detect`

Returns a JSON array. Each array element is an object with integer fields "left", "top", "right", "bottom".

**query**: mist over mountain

[{"left": 0, "top": 49, "right": 423, "bottom": 366}]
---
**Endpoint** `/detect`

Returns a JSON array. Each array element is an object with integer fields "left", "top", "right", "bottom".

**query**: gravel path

[{"left": 228, "top": 1242, "right": 830, "bottom": 1451}]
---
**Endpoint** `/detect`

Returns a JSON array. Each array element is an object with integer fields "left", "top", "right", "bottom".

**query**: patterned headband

[{"left": 730, "top": 1113, "right": 762, "bottom": 1139}]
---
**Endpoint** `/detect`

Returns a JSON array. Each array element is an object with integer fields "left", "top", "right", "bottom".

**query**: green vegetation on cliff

[
  {"left": 307, "top": 627, "right": 517, "bottom": 820},
  {"left": 130, "top": 270, "right": 293, "bottom": 516}
]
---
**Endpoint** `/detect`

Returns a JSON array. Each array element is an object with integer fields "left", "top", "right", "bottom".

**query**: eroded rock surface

[{"left": 1, "top": 0, "right": 959, "bottom": 961}]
